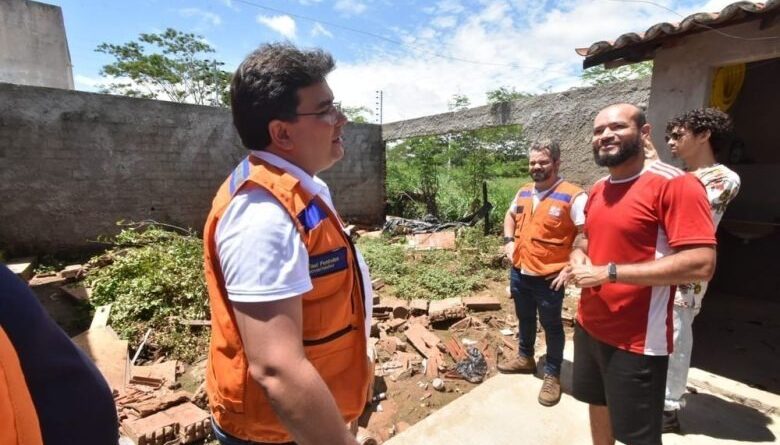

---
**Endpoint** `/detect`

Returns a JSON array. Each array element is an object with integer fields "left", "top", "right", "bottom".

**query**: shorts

[{"left": 572, "top": 323, "right": 669, "bottom": 445}]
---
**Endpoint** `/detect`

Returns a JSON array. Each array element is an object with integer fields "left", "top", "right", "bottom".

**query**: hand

[
  {"left": 570, "top": 264, "right": 608, "bottom": 288},
  {"left": 504, "top": 241, "right": 514, "bottom": 260},
  {"left": 548, "top": 266, "right": 571, "bottom": 291},
  {"left": 569, "top": 250, "right": 592, "bottom": 268}
]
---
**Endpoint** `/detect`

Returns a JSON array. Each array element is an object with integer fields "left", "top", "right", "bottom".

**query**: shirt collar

[{"left": 249, "top": 150, "right": 328, "bottom": 198}]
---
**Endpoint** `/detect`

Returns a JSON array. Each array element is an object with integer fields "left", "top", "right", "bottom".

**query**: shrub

[{"left": 86, "top": 223, "right": 209, "bottom": 363}]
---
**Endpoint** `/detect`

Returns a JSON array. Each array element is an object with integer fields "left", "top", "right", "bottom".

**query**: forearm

[
  {"left": 503, "top": 210, "right": 515, "bottom": 237},
  {"left": 571, "top": 246, "right": 715, "bottom": 288},
  {"left": 252, "top": 358, "right": 358, "bottom": 445},
  {"left": 614, "top": 247, "right": 715, "bottom": 286},
  {"left": 569, "top": 232, "right": 589, "bottom": 265}
]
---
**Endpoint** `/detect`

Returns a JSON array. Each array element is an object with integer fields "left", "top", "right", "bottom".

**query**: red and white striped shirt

[{"left": 577, "top": 161, "right": 716, "bottom": 355}]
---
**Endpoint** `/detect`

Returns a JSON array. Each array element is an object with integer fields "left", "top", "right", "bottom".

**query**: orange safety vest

[
  {"left": 512, "top": 180, "right": 583, "bottom": 276},
  {"left": 203, "top": 155, "right": 370, "bottom": 443},
  {"left": 0, "top": 327, "right": 44, "bottom": 445}
]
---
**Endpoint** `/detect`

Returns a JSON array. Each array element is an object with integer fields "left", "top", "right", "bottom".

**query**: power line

[
  {"left": 605, "top": 0, "right": 780, "bottom": 41},
  {"left": 231, "top": 0, "right": 580, "bottom": 77}
]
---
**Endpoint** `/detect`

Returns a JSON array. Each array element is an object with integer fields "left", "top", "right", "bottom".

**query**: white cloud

[
  {"left": 431, "top": 15, "right": 458, "bottom": 29},
  {"left": 311, "top": 23, "right": 334, "bottom": 38},
  {"left": 327, "top": 0, "right": 739, "bottom": 123},
  {"left": 257, "top": 15, "right": 297, "bottom": 39},
  {"left": 215, "top": 0, "right": 237, "bottom": 10},
  {"left": 299, "top": 0, "right": 323, "bottom": 4},
  {"left": 334, "top": 0, "right": 368, "bottom": 15},
  {"left": 74, "top": 74, "right": 103, "bottom": 91},
  {"left": 179, "top": 8, "right": 222, "bottom": 26}
]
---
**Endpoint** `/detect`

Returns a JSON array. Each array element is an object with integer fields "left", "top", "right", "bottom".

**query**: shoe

[
  {"left": 497, "top": 355, "right": 537, "bottom": 374},
  {"left": 538, "top": 374, "right": 561, "bottom": 407},
  {"left": 662, "top": 410, "right": 681, "bottom": 434}
]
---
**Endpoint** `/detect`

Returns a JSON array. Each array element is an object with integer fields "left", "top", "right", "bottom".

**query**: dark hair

[
  {"left": 230, "top": 43, "right": 335, "bottom": 150},
  {"left": 665, "top": 108, "right": 734, "bottom": 154},
  {"left": 600, "top": 103, "right": 647, "bottom": 129},
  {"left": 529, "top": 140, "right": 561, "bottom": 162}
]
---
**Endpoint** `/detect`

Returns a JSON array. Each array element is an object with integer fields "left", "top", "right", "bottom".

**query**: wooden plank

[
  {"left": 72, "top": 327, "right": 128, "bottom": 394},
  {"left": 90, "top": 304, "right": 112, "bottom": 329}
]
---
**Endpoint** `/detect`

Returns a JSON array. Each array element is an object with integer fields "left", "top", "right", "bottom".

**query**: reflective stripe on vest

[
  {"left": 512, "top": 181, "right": 583, "bottom": 276},
  {"left": 203, "top": 156, "right": 370, "bottom": 443}
]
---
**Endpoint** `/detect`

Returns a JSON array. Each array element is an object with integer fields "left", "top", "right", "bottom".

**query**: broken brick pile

[
  {"left": 370, "top": 282, "right": 515, "bottom": 386},
  {"left": 22, "top": 262, "right": 212, "bottom": 445}
]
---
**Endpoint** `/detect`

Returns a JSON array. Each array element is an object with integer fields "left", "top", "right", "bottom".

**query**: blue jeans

[
  {"left": 510, "top": 268, "right": 565, "bottom": 376},
  {"left": 211, "top": 418, "right": 296, "bottom": 445}
]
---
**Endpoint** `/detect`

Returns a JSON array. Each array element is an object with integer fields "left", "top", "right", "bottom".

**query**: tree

[
  {"left": 486, "top": 86, "right": 534, "bottom": 104},
  {"left": 341, "top": 105, "right": 372, "bottom": 123},
  {"left": 96, "top": 28, "right": 231, "bottom": 107},
  {"left": 582, "top": 61, "right": 653, "bottom": 86},
  {"left": 448, "top": 94, "right": 471, "bottom": 111}
]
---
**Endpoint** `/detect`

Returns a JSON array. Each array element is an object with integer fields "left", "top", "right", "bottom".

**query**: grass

[{"left": 356, "top": 225, "right": 506, "bottom": 301}]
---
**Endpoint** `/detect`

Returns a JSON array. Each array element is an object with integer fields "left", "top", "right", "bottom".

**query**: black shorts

[{"left": 572, "top": 323, "right": 669, "bottom": 445}]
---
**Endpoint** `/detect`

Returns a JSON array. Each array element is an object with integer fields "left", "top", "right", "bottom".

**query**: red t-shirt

[{"left": 577, "top": 161, "right": 716, "bottom": 355}]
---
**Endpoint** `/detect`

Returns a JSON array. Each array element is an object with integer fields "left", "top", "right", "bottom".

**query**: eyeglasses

[
  {"left": 665, "top": 129, "right": 689, "bottom": 142},
  {"left": 295, "top": 102, "right": 343, "bottom": 124}
]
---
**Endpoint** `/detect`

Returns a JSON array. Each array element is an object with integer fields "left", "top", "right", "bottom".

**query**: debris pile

[{"left": 71, "top": 303, "right": 211, "bottom": 445}]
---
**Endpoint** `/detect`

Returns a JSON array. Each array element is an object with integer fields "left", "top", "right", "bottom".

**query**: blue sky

[{"left": 47, "top": 0, "right": 736, "bottom": 122}]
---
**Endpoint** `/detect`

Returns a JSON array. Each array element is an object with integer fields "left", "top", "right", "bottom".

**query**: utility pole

[
  {"left": 375, "top": 90, "right": 383, "bottom": 124},
  {"left": 213, "top": 60, "right": 219, "bottom": 106}
]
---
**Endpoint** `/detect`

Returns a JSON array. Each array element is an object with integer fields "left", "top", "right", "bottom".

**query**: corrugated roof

[{"left": 577, "top": 0, "right": 780, "bottom": 68}]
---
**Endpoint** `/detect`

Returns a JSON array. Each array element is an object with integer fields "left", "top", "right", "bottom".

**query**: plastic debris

[{"left": 455, "top": 347, "right": 488, "bottom": 383}]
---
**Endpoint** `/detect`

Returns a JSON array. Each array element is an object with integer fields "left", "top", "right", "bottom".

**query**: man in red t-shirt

[{"left": 569, "top": 103, "right": 716, "bottom": 445}]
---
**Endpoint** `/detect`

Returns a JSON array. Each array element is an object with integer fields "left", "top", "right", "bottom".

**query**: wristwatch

[
  {"left": 503, "top": 236, "right": 514, "bottom": 245},
  {"left": 607, "top": 262, "right": 617, "bottom": 283}
]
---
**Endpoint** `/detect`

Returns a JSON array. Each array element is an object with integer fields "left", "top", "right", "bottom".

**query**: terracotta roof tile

[{"left": 577, "top": 0, "right": 779, "bottom": 67}]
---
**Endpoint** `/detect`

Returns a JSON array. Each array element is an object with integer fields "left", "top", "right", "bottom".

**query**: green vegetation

[
  {"left": 582, "top": 61, "right": 653, "bottom": 86},
  {"left": 342, "top": 105, "right": 373, "bottom": 123},
  {"left": 86, "top": 223, "right": 209, "bottom": 363},
  {"left": 386, "top": 126, "right": 529, "bottom": 231},
  {"left": 96, "top": 28, "right": 231, "bottom": 106},
  {"left": 486, "top": 86, "right": 535, "bottom": 104},
  {"left": 357, "top": 225, "right": 505, "bottom": 301}
]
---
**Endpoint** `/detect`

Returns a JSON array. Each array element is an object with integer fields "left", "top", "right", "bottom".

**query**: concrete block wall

[
  {"left": 383, "top": 78, "right": 651, "bottom": 188},
  {"left": 0, "top": 0, "right": 74, "bottom": 89},
  {"left": 320, "top": 123, "right": 385, "bottom": 224},
  {"left": 0, "top": 83, "right": 384, "bottom": 255}
]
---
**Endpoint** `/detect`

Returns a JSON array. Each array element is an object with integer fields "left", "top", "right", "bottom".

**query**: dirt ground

[
  {"left": 30, "top": 273, "right": 572, "bottom": 444},
  {"left": 355, "top": 280, "right": 580, "bottom": 443}
]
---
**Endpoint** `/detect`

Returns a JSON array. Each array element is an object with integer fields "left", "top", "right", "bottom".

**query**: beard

[
  {"left": 531, "top": 169, "right": 551, "bottom": 182},
  {"left": 593, "top": 136, "right": 643, "bottom": 167}
]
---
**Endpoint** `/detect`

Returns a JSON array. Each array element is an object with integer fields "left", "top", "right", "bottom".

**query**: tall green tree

[
  {"left": 582, "top": 61, "right": 653, "bottom": 86},
  {"left": 96, "top": 28, "right": 231, "bottom": 106}
]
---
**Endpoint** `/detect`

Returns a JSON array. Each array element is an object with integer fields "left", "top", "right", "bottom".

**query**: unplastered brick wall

[
  {"left": 0, "top": 83, "right": 385, "bottom": 255},
  {"left": 383, "top": 78, "right": 651, "bottom": 188}
]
